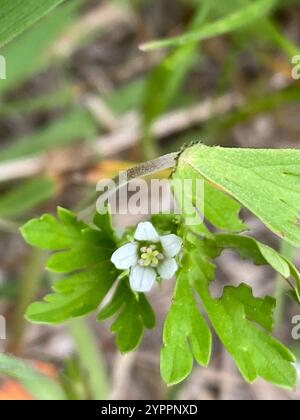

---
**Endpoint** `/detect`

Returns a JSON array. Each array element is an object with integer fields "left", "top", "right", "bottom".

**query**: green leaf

[
  {"left": 213, "top": 234, "right": 300, "bottom": 300},
  {"left": 26, "top": 265, "right": 116, "bottom": 325},
  {"left": 0, "top": 109, "right": 97, "bottom": 162},
  {"left": 46, "top": 224, "right": 115, "bottom": 273},
  {"left": 0, "top": 0, "right": 66, "bottom": 48},
  {"left": 0, "top": 0, "right": 82, "bottom": 93},
  {"left": 161, "top": 253, "right": 212, "bottom": 385},
  {"left": 46, "top": 240, "right": 113, "bottom": 273},
  {"left": 98, "top": 280, "right": 155, "bottom": 353},
  {"left": 22, "top": 208, "right": 118, "bottom": 324},
  {"left": 0, "top": 177, "right": 56, "bottom": 219},
  {"left": 21, "top": 207, "right": 86, "bottom": 250},
  {"left": 93, "top": 209, "right": 117, "bottom": 246},
  {"left": 189, "top": 240, "right": 297, "bottom": 390},
  {"left": 0, "top": 353, "right": 66, "bottom": 400},
  {"left": 150, "top": 213, "right": 180, "bottom": 234},
  {"left": 224, "top": 283, "right": 276, "bottom": 332},
  {"left": 140, "top": 0, "right": 276, "bottom": 51},
  {"left": 176, "top": 144, "right": 300, "bottom": 246},
  {"left": 204, "top": 180, "right": 246, "bottom": 232}
]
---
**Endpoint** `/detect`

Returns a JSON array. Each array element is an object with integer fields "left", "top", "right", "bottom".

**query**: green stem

[
  {"left": 68, "top": 318, "right": 109, "bottom": 400},
  {"left": 274, "top": 241, "right": 296, "bottom": 326},
  {"left": 8, "top": 249, "right": 45, "bottom": 354},
  {"left": 264, "top": 19, "right": 300, "bottom": 58},
  {"left": 142, "top": 127, "right": 160, "bottom": 161}
]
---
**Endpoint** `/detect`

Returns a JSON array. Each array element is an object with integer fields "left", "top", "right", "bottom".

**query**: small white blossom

[{"left": 111, "top": 221, "right": 182, "bottom": 292}]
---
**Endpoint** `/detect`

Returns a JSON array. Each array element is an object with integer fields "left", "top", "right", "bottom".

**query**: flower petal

[
  {"left": 134, "top": 221, "right": 160, "bottom": 242},
  {"left": 130, "top": 265, "right": 156, "bottom": 292},
  {"left": 111, "top": 242, "right": 138, "bottom": 270},
  {"left": 157, "top": 258, "right": 178, "bottom": 280},
  {"left": 160, "top": 234, "right": 182, "bottom": 258}
]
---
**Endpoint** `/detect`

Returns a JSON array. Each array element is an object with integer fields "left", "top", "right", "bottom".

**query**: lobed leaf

[
  {"left": 161, "top": 253, "right": 212, "bottom": 385},
  {"left": 214, "top": 234, "right": 300, "bottom": 300},
  {"left": 26, "top": 263, "right": 117, "bottom": 324},
  {"left": 22, "top": 208, "right": 118, "bottom": 324},
  {"left": 176, "top": 144, "right": 300, "bottom": 246},
  {"left": 189, "top": 240, "right": 297, "bottom": 390},
  {"left": 98, "top": 280, "right": 155, "bottom": 353},
  {"left": 21, "top": 207, "right": 87, "bottom": 251}
]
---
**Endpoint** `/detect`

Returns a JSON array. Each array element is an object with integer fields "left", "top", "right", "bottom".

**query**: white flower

[{"left": 111, "top": 222, "right": 182, "bottom": 292}]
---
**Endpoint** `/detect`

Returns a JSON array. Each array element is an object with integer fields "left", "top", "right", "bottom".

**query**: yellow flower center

[{"left": 138, "top": 245, "right": 164, "bottom": 268}]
